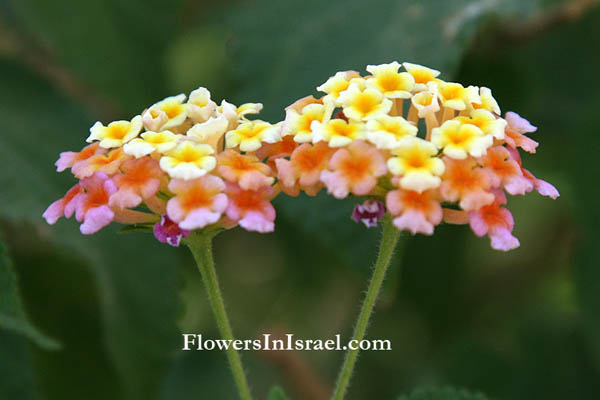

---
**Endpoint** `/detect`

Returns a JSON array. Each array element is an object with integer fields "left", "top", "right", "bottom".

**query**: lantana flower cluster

[
  {"left": 44, "top": 62, "right": 558, "bottom": 251},
  {"left": 44, "top": 88, "right": 281, "bottom": 245}
]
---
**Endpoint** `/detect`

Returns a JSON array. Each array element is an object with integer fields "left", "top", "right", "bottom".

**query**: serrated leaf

[
  {"left": 267, "top": 385, "right": 290, "bottom": 400},
  {"left": 398, "top": 387, "right": 490, "bottom": 400},
  {"left": 0, "top": 240, "right": 60, "bottom": 350}
]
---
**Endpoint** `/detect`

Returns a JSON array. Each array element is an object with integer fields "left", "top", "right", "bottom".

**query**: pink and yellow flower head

[
  {"left": 44, "top": 63, "right": 558, "bottom": 251},
  {"left": 44, "top": 86, "right": 280, "bottom": 244}
]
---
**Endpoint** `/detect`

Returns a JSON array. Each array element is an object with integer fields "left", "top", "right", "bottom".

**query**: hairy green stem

[
  {"left": 185, "top": 230, "right": 253, "bottom": 400},
  {"left": 331, "top": 215, "right": 402, "bottom": 400}
]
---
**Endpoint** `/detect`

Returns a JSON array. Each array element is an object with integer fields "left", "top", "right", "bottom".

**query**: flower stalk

[
  {"left": 184, "top": 230, "right": 253, "bottom": 400},
  {"left": 331, "top": 214, "right": 402, "bottom": 400}
]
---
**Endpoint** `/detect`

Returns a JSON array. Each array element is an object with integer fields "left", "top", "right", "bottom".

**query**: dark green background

[{"left": 0, "top": 0, "right": 598, "bottom": 399}]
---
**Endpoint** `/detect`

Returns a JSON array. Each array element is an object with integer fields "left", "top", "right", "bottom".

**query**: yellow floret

[
  {"left": 316, "top": 70, "right": 361, "bottom": 103},
  {"left": 431, "top": 119, "right": 493, "bottom": 159},
  {"left": 87, "top": 115, "right": 143, "bottom": 149},
  {"left": 387, "top": 137, "right": 445, "bottom": 193},
  {"left": 435, "top": 81, "right": 480, "bottom": 111},
  {"left": 337, "top": 82, "right": 393, "bottom": 121},
  {"left": 159, "top": 141, "right": 216, "bottom": 180},
  {"left": 312, "top": 118, "right": 366, "bottom": 147},
  {"left": 225, "top": 120, "right": 281, "bottom": 152},
  {"left": 123, "top": 130, "right": 179, "bottom": 158},
  {"left": 366, "top": 115, "right": 417, "bottom": 149},
  {"left": 402, "top": 62, "right": 441, "bottom": 91},
  {"left": 283, "top": 103, "right": 331, "bottom": 143},
  {"left": 366, "top": 62, "right": 415, "bottom": 98},
  {"left": 186, "top": 87, "right": 217, "bottom": 122},
  {"left": 456, "top": 109, "right": 506, "bottom": 140}
]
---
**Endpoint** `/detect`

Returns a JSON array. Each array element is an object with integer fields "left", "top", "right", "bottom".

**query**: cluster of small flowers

[
  {"left": 44, "top": 62, "right": 558, "bottom": 251},
  {"left": 43, "top": 87, "right": 282, "bottom": 246}
]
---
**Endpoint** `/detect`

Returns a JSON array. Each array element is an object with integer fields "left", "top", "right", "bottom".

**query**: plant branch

[
  {"left": 331, "top": 215, "right": 402, "bottom": 400},
  {"left": 185, "top": 230, "right": 253, "bottom": 400}
]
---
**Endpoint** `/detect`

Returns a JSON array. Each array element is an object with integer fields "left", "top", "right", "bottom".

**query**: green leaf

[
  {"left": 64, "top": 228, "right": 183, "bottom": 400},
  {"left": 0, "top": 59, "right": 183, "bottom": 399},
  {"left": 0, "top": 330, "right": 42, "bottom": 400},
  {"left": 0, "top": 240, "right": 60, "bottom": 350},
  {"left": 6, "top": 0, "right": 186, "bottom": 113},
  {"left": 398, "top": 387, "right": 490, "bottom": 400},
  {"left": 5, "top": 227, "right": 122, "bottom": 399},
  {"left": 274, "top": 193, "right": 380, "bottom": 270},
  {"left": 267, "top": 386, "right": 290, "bottom": 400},
  {"left": 227, "top": 0, "right": 540, "bottom": 121},
  {"left": 0, "top": 60, "right": 92, "bottom": 222}
]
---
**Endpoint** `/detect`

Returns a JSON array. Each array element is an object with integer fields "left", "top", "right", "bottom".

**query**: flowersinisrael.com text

[{"left": 182, "top": 334, "right": 391, "bottom": 351}]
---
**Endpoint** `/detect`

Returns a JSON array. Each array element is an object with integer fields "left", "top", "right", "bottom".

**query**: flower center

[
  {"left": 182, "top": 187, "right": 213, "bottom": 209},
  {"left": 354, "top": 94, "right": 379, "bottom": 115},
  {"left": 416, "top": 92, "right": 434, "bottom": 106},
  {"left": 448, "top": 126, "right": 474, "bottom": 145},
  {"left": 441, "top": 85, "right": 461, "bottom": 100},
  {"left": 179, "top": 147, "right": 203, "bottom": 163},
  {"left": 300, "top": 116, "right": 319, "bottom": 133},
  {"left": 378, "top": 73, "right": 402, "bottom": 91},
  {"left": 242, "top": 125, "right": 266, "bottom": 139},
  {"left": 162, "top": 103, "right": 183, "bottom": 119},
  {"left": 402, "top": 190, "right": 430, "bottom": 212},
  {"left": 341, "top": 156, "right": 370, "bottom": 180},
  {"left": 412, "top": 70, "right": 432, "bottom": 84},
  {"left": 107, "top": 124, "right": 130, "bottom": 140},
  {"left": 405, "top": 152, "right": 426, "bottom": 169}
]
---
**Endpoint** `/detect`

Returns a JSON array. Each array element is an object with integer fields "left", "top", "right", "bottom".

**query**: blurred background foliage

[{"left": 0, "top": 0, "right": 598, "bottom": 399}]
